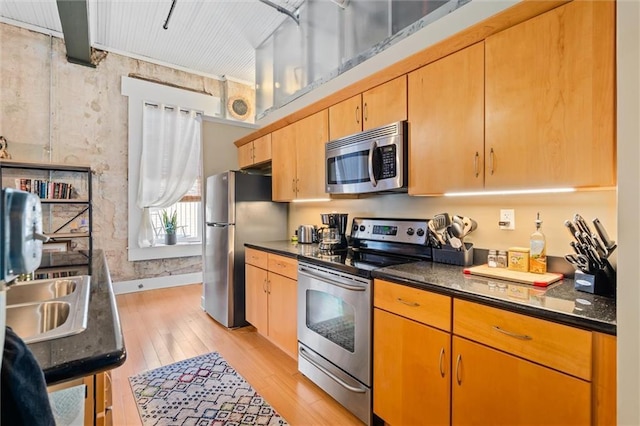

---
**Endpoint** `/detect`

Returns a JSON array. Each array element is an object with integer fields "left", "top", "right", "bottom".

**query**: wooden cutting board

[{"left": 463, "top": 264, "right": 564, "bottom": 287}]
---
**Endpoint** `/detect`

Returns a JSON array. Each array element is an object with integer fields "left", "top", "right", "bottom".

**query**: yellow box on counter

[{"left": 508, "top": 247, "right": 530, "bottom": 272}]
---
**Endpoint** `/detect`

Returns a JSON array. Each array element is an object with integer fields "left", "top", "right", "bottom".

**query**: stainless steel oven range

[{"left": 297, "top": 217, "right": 432, "bottom": 425}]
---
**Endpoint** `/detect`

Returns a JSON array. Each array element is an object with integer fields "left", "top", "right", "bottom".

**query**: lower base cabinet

[
  {"left": 245, "top": 248, "right": 298, "bottom": 359},
  {"left": 373, "top": 308, "right": 451, "bottom": 425},
  {"left": 47, "top": 370, "right": 112, "bottom": 426},
  {"left": 452, "top": 336, "right": 591, "bottom": 425}
]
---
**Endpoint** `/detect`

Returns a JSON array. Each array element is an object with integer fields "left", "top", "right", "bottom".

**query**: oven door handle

[
  {"left": 368, "top": 140, "right": 378, "bottom": 187},
  {"left": 298, "top": 268, "right": 366, "bottom": 292},
  {"left": 299, "top": 346, "right": 367, "bottom": 394}
]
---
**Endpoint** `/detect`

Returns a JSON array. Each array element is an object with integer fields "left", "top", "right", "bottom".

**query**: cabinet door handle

[
  {"left": 474, "top": 151, "right": 479, "bottom": 178},
  {"left": 439, "top": 347, "right": 446, "bottom": 378},
  {"left": 455, "top": 354, "right": 462, "bottom": 385},
  {"left": 267, "top": 280, "right": 271, "bottom": 294},
  {"left": 492, "top": 325, "right": 532, "bottom": 340},
  {"left": 489, "top": 148, "right": 495, "bottom": 175},
  {"left": 292, "top": 179, "right": 296, "bottom": 193},
  {"left": 263, "top": 279, "right": 267, "bottom": 293},
  {"left": 363, "top": 102, "right": 368, "bottom": 122},
  {"left": 396, "top": 297, "right": 420, "bottom": 307},
  {"left": 355, "top": 105, "right": 360, "bottom": 124}
]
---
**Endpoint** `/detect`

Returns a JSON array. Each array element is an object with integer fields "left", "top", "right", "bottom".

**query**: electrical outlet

[{"left": 499, "top": 209, "right": 515, "bottom": 230}]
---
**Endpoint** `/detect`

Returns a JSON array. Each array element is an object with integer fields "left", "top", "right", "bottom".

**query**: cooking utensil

[
  {"left": 446, "top": 227, "right": 463, "bottom": 250},
  {"left": 593, "top": 218, "right": 616, "bottom": 252},
  {"left": 427, "top": 220, "right": 444, "bottom": 247},
  {"left": 459, "top": 216, "right": 477, "bottom": 237},
  {"left": 432, "top": 213, "right": 450, "bottom": 246},
  {"left": 573, "top": 213, "right": 593, "bottom": 236}
]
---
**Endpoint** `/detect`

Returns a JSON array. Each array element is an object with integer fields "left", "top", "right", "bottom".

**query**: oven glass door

[{"left": 297, "top": 263, "right": 371, "bottom": 385}]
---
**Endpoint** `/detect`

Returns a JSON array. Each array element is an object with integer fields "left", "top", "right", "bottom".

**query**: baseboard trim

[{"left": 113, "top": 272, "right": 203, "bottom": 295}]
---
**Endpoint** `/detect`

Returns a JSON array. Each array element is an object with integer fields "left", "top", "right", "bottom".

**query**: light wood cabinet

[
  {"left": 47, "top": 370, "right": 113, "bottom": 426},
  {"left": 373, "top": 279, "right": 612, "bottom": 426},
  {"left": 452, "top": 336, "right": 591, "bottom": 425},
  {"left": 245, "top": 249, "right": 298, "bottom": 359},
  {"left": 484, "top": 0, "right": 615, "bottom": 189},
  {"left": 328, "top": 76, "right": 407, "bottom": 140},
  {"left": 238, "top": 134, "right": 272, "bottom": 169},
  {"left": 272, "top": 110, "right": 328, "bottom": 201},
  {"left": 592, "top": 332, "right": 617, "bottom": 425},
  {"left": 373, "top": 279, "right": 452, "bottom": 425},
  {"left": 408, "top": 43, "right": 485, "bottom": 195},
  {"left": 374, "top": 307, "right": 451, "bottom": 426}
]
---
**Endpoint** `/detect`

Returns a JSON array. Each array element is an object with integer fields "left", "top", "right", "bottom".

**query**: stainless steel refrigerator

[{"left": 203, "top": 171, "right": 287, "bottom": 328}]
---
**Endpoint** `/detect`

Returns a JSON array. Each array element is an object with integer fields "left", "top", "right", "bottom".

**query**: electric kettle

[{"left": 298, "top": 225, "right": 317, "bottom": 244}]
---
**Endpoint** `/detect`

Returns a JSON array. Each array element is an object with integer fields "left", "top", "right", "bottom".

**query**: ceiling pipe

[
  {"left": 163, "top": 0, "right": 177, "bottom": 30},
  {"left": 258, "top": 0, "right": 299, "bottom": 26}
]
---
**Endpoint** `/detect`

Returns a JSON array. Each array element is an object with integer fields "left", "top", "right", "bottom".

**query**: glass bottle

[{"left": 529, "top": 212, "right": 547, "bottom": 274}]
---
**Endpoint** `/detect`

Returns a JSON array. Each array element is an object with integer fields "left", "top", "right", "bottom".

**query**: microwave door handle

[{"left": 368, "top": 141, "right": 378, "bottom": 187}]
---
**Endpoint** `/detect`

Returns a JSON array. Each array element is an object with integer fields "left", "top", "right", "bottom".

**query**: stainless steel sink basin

[
  {"left": 5, "top": 276, "right": 91, "bottom": 344},
  {"left": 6, "top": 279, "right": 77, "bottom": 305}
]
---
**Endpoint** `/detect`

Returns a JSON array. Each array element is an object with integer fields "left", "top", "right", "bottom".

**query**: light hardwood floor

[{"left": 111, "top": 284, "right": 364, "bottom": 426}]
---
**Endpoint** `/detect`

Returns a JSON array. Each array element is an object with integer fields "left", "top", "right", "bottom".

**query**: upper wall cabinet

[
  {"left": 484, "top": 0, "right": 615, "bottom": 190},
  {"left": 238, "top": 134, "right": 272, "bottom": 169},
  {"left": 329, "top": 76, "right": 407, "bottom": 140},
  {"left": 272, "top": 110, "right": 329, "bottom": 201},
  {"left": 408, "top": 43, "right": 485, "bottom": 195}
]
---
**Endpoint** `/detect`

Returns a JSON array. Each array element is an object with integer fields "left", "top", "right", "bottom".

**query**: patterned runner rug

[{"left": 129, "top": 352, "right": 288, "bottom": 426}]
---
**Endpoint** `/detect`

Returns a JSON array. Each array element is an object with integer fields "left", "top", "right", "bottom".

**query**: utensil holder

[
  {"left": 432, "top": 243, "right": 474, "bottom": 267},
  {"left": 574, "top": 264, "right": 616, "bottom": 297}
]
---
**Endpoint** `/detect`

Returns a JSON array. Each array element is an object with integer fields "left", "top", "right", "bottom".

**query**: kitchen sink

[
  {"left": 6, "top": 279, "right": 77, "bottom": 305},
  {"left": 5, "top": 276, "right": 91, "bottom": 344}
]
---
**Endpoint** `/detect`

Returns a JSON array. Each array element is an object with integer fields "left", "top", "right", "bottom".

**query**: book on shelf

[{"left": 14, "top": 178, "right": 74, "bottom": 199}]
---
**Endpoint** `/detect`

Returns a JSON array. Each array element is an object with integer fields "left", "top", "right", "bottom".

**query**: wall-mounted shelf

[{"left": 0, "top": 160, "right": 93, "bottom": 273}]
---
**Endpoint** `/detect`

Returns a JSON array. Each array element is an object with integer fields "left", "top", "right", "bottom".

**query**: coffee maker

[{"left": 318, "top": 213, "right": 349, "bottom": 253}]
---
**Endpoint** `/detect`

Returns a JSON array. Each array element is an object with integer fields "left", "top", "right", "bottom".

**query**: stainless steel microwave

[{"left": 325, "top": 121, "right": 407, "bottom": 194}]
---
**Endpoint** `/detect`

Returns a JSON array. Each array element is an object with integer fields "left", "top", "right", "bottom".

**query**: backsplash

[{"left": 288, "top": 189, "right": 617, "bottom": 258}]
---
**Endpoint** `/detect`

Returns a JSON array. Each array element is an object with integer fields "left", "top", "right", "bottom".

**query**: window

[
  {"left": 149, "top": 178, "right": 202, "bottom": 244},
  {"left": 122, "top": 76, "right": 221, "bottom": 261}
]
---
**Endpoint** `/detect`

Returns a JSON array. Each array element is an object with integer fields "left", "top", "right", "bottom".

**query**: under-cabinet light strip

[
  {"left": 292, "top": 198, "right": 331, "bottom": 203},
  {"left": 443, "top": 188, "right": 576, "bottom": 197}
]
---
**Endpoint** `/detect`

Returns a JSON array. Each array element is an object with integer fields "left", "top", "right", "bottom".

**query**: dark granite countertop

[
  {"left": 27, "top": 250, "right": 126, "bottom": 385},
  {"left": 246, "top": 241, "right": 617, "bottom": 336}
]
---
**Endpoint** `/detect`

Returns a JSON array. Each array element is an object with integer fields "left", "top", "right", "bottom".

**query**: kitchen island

[{"left": 27, "top": 250, "right": 126, "bottom": 385}]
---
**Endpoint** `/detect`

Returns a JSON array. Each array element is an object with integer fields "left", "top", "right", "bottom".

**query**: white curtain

[{"left": 137, "top": 103, "right": 202, "bottom": 247}]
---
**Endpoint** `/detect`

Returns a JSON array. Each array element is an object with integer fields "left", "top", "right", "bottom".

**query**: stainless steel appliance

[
  {"left": 325, "top": 121, "right": 407, "bottom": 194},
  {"left": 297, "top": 224, "right": 317, "bottom": 244},
  {"left": 203, "top": 171, "right": 287, "bottom": 328},
  {"left": 297, "top": 217, "right": 432, "bottom": 425},
  {"left": 318, "top": 212, "right": 349, "bottom": 252},
  {"left": 1, "top": 188, "right": 47, "bottom": 367}
]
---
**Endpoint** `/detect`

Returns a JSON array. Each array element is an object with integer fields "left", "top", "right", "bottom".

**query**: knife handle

[
  {"left": 564, "top": 220, "right": 580, "bottom": 241},
  {"left": 593, "top": 218, "right": 616, "bottom": 250}
]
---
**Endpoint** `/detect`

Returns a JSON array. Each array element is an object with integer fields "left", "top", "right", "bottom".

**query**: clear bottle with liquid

[{"left": 529, "top": 212, "right": 547, "bottom": 274}]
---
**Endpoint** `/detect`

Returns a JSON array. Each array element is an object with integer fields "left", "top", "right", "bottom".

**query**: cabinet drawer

[
  {"left": 453, "top": 299, "right": 592, "bottom": 380},
  {"left": 246, "top": 248, "right": 268, "bottom": 269},
  {"left": 374, "top": 279, "right": 451, "bottom": 332},
  {"left": 268, "top": 253, "right": 298, "bottom": 280}
]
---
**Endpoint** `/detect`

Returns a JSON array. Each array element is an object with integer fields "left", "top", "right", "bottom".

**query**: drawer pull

[
  {"left": 396, "top": 298, "right": 420, "bottom": 307},
  {"left": 439, "top": 348, "right": 446, "bottom": 378},
  {"left": 455, "top": 354, "right": 462, "bottom": 385},
  {"left": 492, "top": 325, "right": 532, "bottom": 340}
]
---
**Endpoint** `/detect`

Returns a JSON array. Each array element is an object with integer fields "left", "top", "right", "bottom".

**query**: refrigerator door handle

[{"left": 206, "top": 223, "right": 230, "bottom": 227}]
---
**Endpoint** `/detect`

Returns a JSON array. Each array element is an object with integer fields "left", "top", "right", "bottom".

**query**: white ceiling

[{"left": 0, "top": 0, "right": 306, "bottom": 83}]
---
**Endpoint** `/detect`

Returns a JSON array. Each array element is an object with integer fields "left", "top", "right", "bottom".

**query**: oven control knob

[
  {"left": 353, "top": 224, "right": 359, "bottom": 232},
  {"left": 360, "top": 225, "right": 365, "bottom": 232},
  {"left": 417, "top": 228, "right": 425, "bottom": 237},
  {"left": 406, "top": 227, "right": 414, "bottom": 236}
]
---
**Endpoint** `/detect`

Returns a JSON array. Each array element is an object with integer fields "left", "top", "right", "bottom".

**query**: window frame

[{"left": 122, "top": 76, "right": 221, "bottom": 261}]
